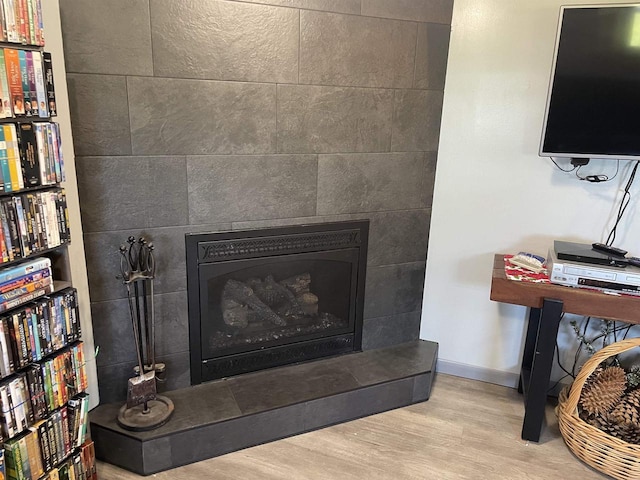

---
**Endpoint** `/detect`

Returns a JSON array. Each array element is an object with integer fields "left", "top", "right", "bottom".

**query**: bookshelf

[{"left": 0, "top": 1, "right": 98, "bottom": 479}]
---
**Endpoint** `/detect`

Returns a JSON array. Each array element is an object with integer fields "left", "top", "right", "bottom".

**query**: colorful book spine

[
  {"left": 17, "top": 49, "right": 29, "bottom": 117},
  {"left": 0, "top": 127, "right": 10, "bottom": 193},
  {"left": 0, "top": 51, "right": 13, "bottom": 118},
  {"left": 4, "top": 49, "right": 23, "bottom": 116},
  {"left": 4, "top": 125, "right": 20, "bottom": 192},
  {"left": 26, "top": 51, "right": 37, "bottom": 118},
  {"left": 32, "top": 51, "right": 47, "bottom": 118},
  {"left": 2, "top": 0, "right": 18, "bottom": 43}
]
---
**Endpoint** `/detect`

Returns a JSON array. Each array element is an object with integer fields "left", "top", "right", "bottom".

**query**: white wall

[
  {"left": 421, "top": 0, "right": 640, "bottom": 385},
  {"left": 42, "top": 1, "right": 99, "bottom": 407}
]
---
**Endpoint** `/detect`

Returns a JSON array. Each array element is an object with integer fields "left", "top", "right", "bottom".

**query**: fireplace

[{"left": 186, "top": 221, "right": 369, "bottom": 384}]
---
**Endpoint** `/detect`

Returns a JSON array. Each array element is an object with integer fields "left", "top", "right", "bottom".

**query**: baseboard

[
  {"left": 436, "top": 359, "right": 520, "bottom": 388},
  {"left": 436, "top": 359, "right": 573, "bottom": 396}
]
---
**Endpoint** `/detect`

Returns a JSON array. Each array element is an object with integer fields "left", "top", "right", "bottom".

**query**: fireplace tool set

[{"left": 117, "top": 236, "right": 174, "bottom": 431}]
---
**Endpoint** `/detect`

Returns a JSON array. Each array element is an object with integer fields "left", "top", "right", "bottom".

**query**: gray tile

[
  {"left": 367, "top": 209, "right": 431, "bottom": 266},
  {"left": 151, "top": 0, "right": 298, "bottom": 83},
  {"left": 362, "top": 311, "right": 422, "bottom": 349},
  {"left": 76, "top": 156, "right": 148, "bottom": 233},
  {"left": 187, "top": 155, "right": 317, "bottom": 224},
  {"left": 228, "top": 362, "right": 360, "bottom": 414},
  {"left": 143, "top": 437, "right": 172, "bottom": 475},
  {"left": 229, "top": 0, "right": 360, "bottom": 14},
  {"left": 76, "top": 156, "right": 188, "bottom": 233},
  {"left": 96, "top": 362, "right": 132, "bottom": 404},
  {"left": 167, "top": 403, "right": 306, "bottom": 465},
  {"left": 128, "top": 77, "right": 276, "bottom": 155},
  {"left": 66, "top": 74, "right": 131, "bottom": 156},
  {"left": 83, "top": 224, "right": 232, "bottom": 303},
  {"left": 91, "top": 423, "right": 144, "bottom": 473},
  {"left": 412, "top": 372, "right": 435, "bottom": 402},
  {"left": 277, "top": 84, "right": 393, "bottom": 153},
  {"left": 341, "top": 340, "right": 438, "bottom": 384},
  {"left": 363, "top": 262, "right": 425, "bottom": 318},
  {"left": 361, "top": 0, "right": 454, "bottom": 24},
  {"left": 60, "top": 0, "right": 153, "bottom": 75},
  {"left": 317, "top": 152, "right": 430, "bottom": 214},
  {"left": 414, "top": 22, "right": 451, "bottom": 90},
  {"left": 303, "top": 378, "right": 414, "bottom": 430},
  {"left": 91, "top": 298, "right": 138, "bottom": 368},
  {"left": 155, "top": 351, "right": 191, "bottom": 393},
  {"left": 154, "top": 291, "right": 189, "bottom": 357},
  {"left": 299, "top": 10, "right": 416, "bottom": 88},
  {"left": 391, "top": 89, "right": 444, "bottom": 152}
]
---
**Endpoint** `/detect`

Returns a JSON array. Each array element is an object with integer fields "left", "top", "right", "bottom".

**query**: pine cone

[
  {"left": 609, "top": 389, "right": 640, "bottom": 426},
  {"left": 579, "top": 366, "right": 627, "bottom": 416},
  {"left": 593, "top": 415, "right": 640, "bottom": 444}
]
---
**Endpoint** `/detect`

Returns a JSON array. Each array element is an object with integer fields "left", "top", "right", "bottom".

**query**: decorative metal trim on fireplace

[{"left": 186, "top": 220, "right": 369, "bottom": 385}]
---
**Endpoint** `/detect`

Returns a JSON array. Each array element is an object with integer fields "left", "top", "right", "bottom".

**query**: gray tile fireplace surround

[{"left": 90, "top": 340, "right": 438, "bottom": 475}]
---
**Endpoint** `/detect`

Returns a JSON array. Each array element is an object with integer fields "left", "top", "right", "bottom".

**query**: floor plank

[{"left": 96, "top": 374, "right": 608, "bottom": 479}]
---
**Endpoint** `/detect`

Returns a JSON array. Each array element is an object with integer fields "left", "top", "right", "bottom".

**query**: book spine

[
  {"left": 0, "top": 267, "right": 50, "bottom": 294},
  {"left": 5, "top": 127, "right": 19, "bottom": 193},
  {"left": 17, "top": 122, "right": 39, "bottom": 186},
  {"left": 0, "top": 284, "right": 52, "bottom": 313},
  {"left": 0, "top": 2, "right": 7, "bottom": 43},
  {"left": 2, "top": 0, "right": 17, "bottom": 43},
  {"left": 16, "top": 0, "right": 25, "bottom": 44},
  {"left": 42, "top": 53, "right": 55, "bottom": 117},
  {"left": 0, "top": 317, "right": 13, "bottom": 375},
  {"left": 0, "top": 257, "right": 50, "bottom": 284},
  {"left": 26, "top": 51, "right": 36, "bottom": 118},
  {"left": 32, "top": 51, "right": 46, "bottom": 118},
  {"left": 5, "top": 49, "right": 23, "bottom": 117},
  {"left": 25, "top": 0, "right": 33, "bottom": 46},
  {"left": 17, "top": 49, "right": 29, "bottom": 117},
  {"left": 0, "top": 50, "right": 12, "bottom": 118},
  {"left": 4, "top": 124, "right": 22, "bottom": 191},
  {"left": 0, "top": 126, "right": 10, "bottom": 193},
  {"left": 0, "top": 275, "right": 52, "bottom": 303},
  {"left": 12, "top": 196, "right": 30, "bottom": 257}
]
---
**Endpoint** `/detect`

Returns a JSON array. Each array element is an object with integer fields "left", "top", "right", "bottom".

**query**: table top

[{"left": 490, "top": 254, "right": 640, "bottom": 324}]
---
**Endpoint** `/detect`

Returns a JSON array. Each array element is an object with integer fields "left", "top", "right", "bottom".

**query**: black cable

[
  {"left": 606, "top": 160, "right": 640, "bottom": 246},
  {"left": 549, "top": 157, "right": 576, "bottom": 172}
]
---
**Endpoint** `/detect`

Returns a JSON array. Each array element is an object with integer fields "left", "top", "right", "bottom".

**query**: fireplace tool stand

[{"left": 117, "top": 236, "right": 174, "bottom": 431}]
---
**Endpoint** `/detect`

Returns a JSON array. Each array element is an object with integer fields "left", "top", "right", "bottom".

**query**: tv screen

[{"left": 540, "top": 5, "right": 640, "bottom": 160}]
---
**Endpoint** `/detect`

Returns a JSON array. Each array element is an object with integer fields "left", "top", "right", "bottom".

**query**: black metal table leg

[
  {"left": 520, "top": 298, "right": 563, "bottom": 442},
  {"left": 518, "top": 307, "right": 542, "bottom": 393}
]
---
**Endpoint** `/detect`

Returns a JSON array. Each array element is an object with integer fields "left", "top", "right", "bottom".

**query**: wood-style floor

[{"left": 97, "top": 374, "right": 607, "bottom": 479}]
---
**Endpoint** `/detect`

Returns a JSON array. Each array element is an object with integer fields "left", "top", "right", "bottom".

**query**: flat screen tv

[{"left": 540, "top": 4, "right": 640, "bottom": 160}]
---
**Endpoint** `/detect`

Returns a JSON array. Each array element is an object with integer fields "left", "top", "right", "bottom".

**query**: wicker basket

[{"left": 558, "top": 337, "right": 640, "bottom": 479}]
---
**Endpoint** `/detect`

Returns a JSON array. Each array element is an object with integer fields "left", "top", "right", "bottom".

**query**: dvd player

[
  {"left": 554, "top": 240, "right": 628, "bottom": 267},
  {"left": 548, "top": 248, "right": 640, "bottom": 296}
]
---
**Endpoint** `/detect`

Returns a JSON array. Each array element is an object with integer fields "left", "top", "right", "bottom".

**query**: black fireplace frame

[{"left": 186, "top": 220, "right": 369, "bottom": 385}]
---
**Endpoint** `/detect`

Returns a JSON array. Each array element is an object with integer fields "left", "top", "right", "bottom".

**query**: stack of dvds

[
  {"left": 0, "top": 257, "right": 52, "bottom": 318},
  {"left": 0, "top": 342, "right": 87, "bottom": 439},
  {"left": 1, "top": 121, "right": 65, "bottom": 193},
  {"left": 0, "top": 189, "right": 70, "bottom": 263},
  {"left": 0, "top": 288, "right": 81, "bottom": 375},
  {"left": 0, "top": 0, "right": 44, "bottom": 47}
]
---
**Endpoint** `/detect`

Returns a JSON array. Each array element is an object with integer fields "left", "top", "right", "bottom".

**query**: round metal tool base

[{"left": 117, "top": 395, "right": 175, "bottom": 432}]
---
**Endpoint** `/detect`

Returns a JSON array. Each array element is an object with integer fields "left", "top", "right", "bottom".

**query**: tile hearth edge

[{"left": 90, "top": 340, "right": 438, "bottom": 475}]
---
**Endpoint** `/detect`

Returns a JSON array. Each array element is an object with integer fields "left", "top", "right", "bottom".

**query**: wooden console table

[{"left": 490, "top": 254, "right": 640, "bottom": 442}]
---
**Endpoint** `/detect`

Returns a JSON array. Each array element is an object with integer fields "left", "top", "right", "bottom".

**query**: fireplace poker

[
  {"left": 127, "top": 236, "right": 145, "bottom": 360},
  {"left": 120, "top": 245, "right": 145, "bottom": 380}
]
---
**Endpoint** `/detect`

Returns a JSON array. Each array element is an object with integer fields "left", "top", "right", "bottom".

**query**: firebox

[{"left": 186, "top": 221, "right": 369, "bottom": 384}]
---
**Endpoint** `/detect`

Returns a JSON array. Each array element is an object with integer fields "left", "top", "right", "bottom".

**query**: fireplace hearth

[{"left": 186, "top": 221, "right": 369, "bottom": 384}]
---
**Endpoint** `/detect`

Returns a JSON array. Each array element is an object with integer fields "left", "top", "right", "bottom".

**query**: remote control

[
  {"left": 626, "top": 257, "right": 640, "bottom": 268},
  {"left": 592, "top": 243, "right": 628, "bottom": 257}
]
